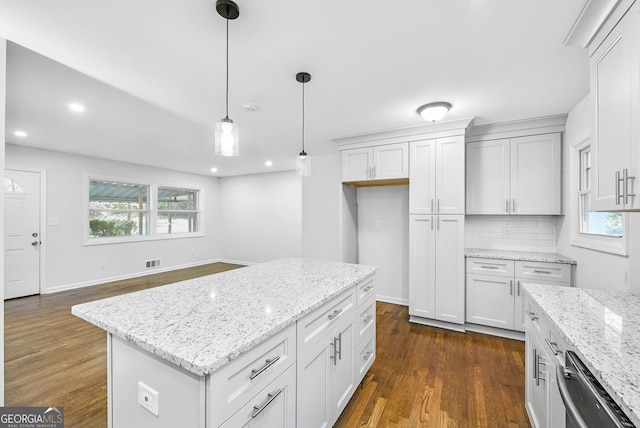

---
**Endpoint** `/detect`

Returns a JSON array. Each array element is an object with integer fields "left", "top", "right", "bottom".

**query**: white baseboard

[
  {"left": 408, "top": 315, "right": 466, "bottom": 333},
  {"left": 375, "top": 294, "right": 408, "bottom": 306},
  {"left": 217, "top": 258, "right": 256, "bottom": 266},
  {"left": 465, "top": 323, "right": 525, "bottom": 341},
  {"left": 44, "top": 258, "right": 233, "bottom": 294}
]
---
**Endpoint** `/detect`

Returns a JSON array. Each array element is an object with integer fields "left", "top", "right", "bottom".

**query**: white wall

[
  {"left": 556, "top": 95, "right": 636, "bottom": 292},
  {"left": 357, "top": 185, "right": 409, "bottom": 305},
  {"left": 1, "top": 37, "right": 7, "bottom": 405},
  {"left": 5, "top": 144, "right": 222, "bottom": 292},
  {"left": 218, "top": 170, "right": 301, "bottom": 264}
]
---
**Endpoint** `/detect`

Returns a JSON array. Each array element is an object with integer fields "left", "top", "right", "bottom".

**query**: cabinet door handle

[
  {"left": 512, "top": 199, "right": 516, "bottom": 213},
  {"left": 330, "top": 337, "right": 337, "bottom": 365},
  {"left": 544, "top": 338, "right": 561, "bottom": 355},
  {"left": 336, "top": 332, "right": 343, "bottom": 361},
  {"left": 517, "top": 280, "right": 521, "bottom": 296},
  {"left": 525, "top": 310, "right": 538, "bottom": 321},
  {"left": 363, "top": 350, "right": 373, "bottom": 361},
  {"left": 624, "top": 168, "right": 636, "bottom": 205},
  {"left": 250, "top": 356, "right": 280, "bottom": 380},
  {"left": 437, "top": 199, "right": 440, "bottom": 213},
  {"left": 372, "top": 165, "right": 377, "bottom": 178},
  {"left": 533, "top": 270, "right": 552, "bottom": 275},
  {"left": 362, "top": 284, "right": 374, "bottom": 292},
  {"left": 480, "top": 265, "right": 499, "bottom": 270},
  {"left": 431, "top": 199, "right": 434, "bottom": 213},
  {"left": 509, "top": 279, "right": 513, "bottom": 296},
  {"left": 616, "top": 170, "right": 624, "bottom": 205},
  {"left": 251, "top": 388, "right": 284, "bottom": 418},
  {"left": 506, "top": 199, "right": 510, "bottom": 213},
  {"left": 362, "top": 314, "right": 373, "bottom": 324},
  {"left": 533, "top": 348, "right": 538, "bottom": 382},
  {"left": 328, "top": 308, "right": 343, "bottom": 320}
]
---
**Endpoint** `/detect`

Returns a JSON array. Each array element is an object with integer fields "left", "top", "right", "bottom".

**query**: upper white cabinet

[
  {"left": 466, "top": 133, "right": 562, "bottom": 215},
  {"left": 590, "top": 1, "right": 640, "bottom": 211},
  {"left": 341, "top": 142, "right": 409, "bottom": 183},
  {"left": 409, "top": 135, "right": 465, "bottom": 214}
]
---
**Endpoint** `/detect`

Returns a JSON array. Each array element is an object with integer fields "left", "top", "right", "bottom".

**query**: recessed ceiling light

[
  {"left": 14, "top": 130, "right": 27, "bottom": 138},
  {"left": 68, "top": 102, "right": 85, "bottom": 113},
  {"left": 265, "top": 160, "right": 273, "bottom": 167},
  {"left": 210, "top": 167, "right": 218, "bottom": 173}
]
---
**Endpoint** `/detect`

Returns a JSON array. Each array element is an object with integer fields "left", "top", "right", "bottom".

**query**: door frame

[{"left": 5, "top": 166, "right": 47, "bottom": 295}]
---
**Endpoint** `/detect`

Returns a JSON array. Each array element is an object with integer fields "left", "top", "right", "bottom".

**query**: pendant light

[
  {"left": 214, "top": 0, "right": 240, "bottom": 157},
  {"left": 295, "top": 72, "right": 311, "bottom": 177}
]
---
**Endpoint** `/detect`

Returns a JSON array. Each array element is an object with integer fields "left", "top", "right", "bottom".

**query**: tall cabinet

[{"left": 409, "top": 134, "right": 466, "bottom": 328}]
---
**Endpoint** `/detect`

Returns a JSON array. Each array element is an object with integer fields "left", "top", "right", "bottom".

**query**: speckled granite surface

[
  {"left": 465, "top": 248, "right": 576, "bottom": 264},
  {"left": 523, "top": 283, "right": 640, "bottom": 426},
  {"left": 72, "top": 258, "right": 376, "bottom": 376}
]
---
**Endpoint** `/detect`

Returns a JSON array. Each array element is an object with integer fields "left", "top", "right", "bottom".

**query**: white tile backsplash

[{"left": 465, "top": 215, "right": 558, "bottom": 252}]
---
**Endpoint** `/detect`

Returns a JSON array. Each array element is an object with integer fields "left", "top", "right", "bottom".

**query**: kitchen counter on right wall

[
  {"left": 523, "top": 282, "right": 640, "bottom": 426},
  {"left": 465, "top": 248, "right": 577, "bottom": 265}
]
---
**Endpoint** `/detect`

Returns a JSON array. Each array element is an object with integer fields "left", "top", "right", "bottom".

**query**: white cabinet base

[{"left": 408, "top": 315, "right": 466, "bottom": 333}]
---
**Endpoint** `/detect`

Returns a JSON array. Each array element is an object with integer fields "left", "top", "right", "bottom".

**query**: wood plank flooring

[
  {"left": 335, "top": 303, "right": 531, "bottom": 428},
  {"left": 6, "top": 265, "right": 530, "bottom": 427}
]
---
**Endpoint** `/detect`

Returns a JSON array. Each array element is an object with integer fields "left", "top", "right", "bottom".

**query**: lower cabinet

[
  {"left": 297, "top": 314, "right": 355, "bottom": 428},
  {"left": 409, "top": 214, "right": 465, "bottom": 326},
  {"left": 466, "top": 258, "right": 573, "bottom": 333},
  {"left": 524, "top": 294, "right": 566, "bottom": 428}
]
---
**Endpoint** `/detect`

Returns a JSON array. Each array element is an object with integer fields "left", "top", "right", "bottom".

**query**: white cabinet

[
  {"left": 409, "top": 214, "right": 465, "bottom": 325},
  {"left": 466, "top": 133, "right": 562, "bottom": 215},
  {"left": 409, "top": 135, "right": 465, "bottom": 214},
  {"left": 341, "top": 142, "right": 409, "bottom": 183},
  {"left": 466, "top": 258, "right": 572, "bottom": 333},
  {"left": 590, "top": 1, "right": 640, "bottom": 211},
  {"left": 297, "top": 316, "right": 355, "bottom": 428}
]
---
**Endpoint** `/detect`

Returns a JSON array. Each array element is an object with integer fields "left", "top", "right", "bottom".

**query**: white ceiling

[{"left": 1, "top": 0, "right": 590, "bottom": 177}]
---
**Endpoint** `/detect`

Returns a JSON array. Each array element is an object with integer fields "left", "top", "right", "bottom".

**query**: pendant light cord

[
  {"left": 302, "top": 80, "right": 305, "bottom": 153},
  {"left": 225, "top": 17, "right": 230, "bottom": 119}
]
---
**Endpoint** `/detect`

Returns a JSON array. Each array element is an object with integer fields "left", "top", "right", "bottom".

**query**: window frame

[
  {"left": 84, "top": 175, "right": 204, "bottom": 245},
  {"left": 570, "top": 139, "right": 628, "bottom": 255}
]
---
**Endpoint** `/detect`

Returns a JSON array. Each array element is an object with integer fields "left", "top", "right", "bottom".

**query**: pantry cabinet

[
  {"left": 466, "top": 133, "right": 562, "bottom": 215},
  {"left": 590, "top": 1, "right": 640, "bottom": 211},
  {"left": 409, "top": 135, "right": 465, "bottom": 214},
  {"left": 341, "top": 142, "right": 409, "bottom": 183},
  {"left": 409, "top": 215, "right": 465, "bottom": 325}
]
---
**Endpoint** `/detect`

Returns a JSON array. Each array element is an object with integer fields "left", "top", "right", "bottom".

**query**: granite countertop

[
  {"left": 72, "top": 257, "right": 376, "bottom": 377},
  {"left": 465, "top": 248, "right": 577, "bottom": 264},
  {"left": 523, "top": 283, "right": 640, "bottom": 426}
]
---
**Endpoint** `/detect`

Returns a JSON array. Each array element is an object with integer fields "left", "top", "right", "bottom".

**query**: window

[
  {"left": 578, "top": 146, "right": 622, "bottom": 237},
  {"left": 89, "top": 180, "right": 149, "bottom": 238},
  {"left": 86, "top": 177, "right": 202, "bottom": 244},
  {"left": 157, "top": 187, "right": 199, "bottom": 234},
  {"left": 571, "top": 140, "right": 627, "bottom": 255}
]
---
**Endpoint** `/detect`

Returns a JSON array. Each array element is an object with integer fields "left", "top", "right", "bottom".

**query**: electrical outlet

[
  {"left": 375, "top": 220, "right": 382, "bottom": 229},
  {"left": 138, "top": 381, "right": 159, "bottom": 416}
]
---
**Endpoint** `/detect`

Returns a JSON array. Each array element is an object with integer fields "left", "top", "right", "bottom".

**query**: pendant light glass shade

[
  {"left": 214, "top": 0, "right": 240, "bottom": 157},
  {"left": 296, "top": 72, "right": 311, "bottom": 177},
  {"left": 214, "top": 117, "right": 239, "bottom": 156}
]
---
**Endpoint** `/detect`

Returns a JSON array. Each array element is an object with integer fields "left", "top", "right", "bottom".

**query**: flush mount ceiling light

[
  {"left": 214, "top": 0, "right": 240, "bottom": 157},
  {"left": 295, "top": 72, "right": 312, "bottom": 177},
  {"left": 417, "top": 102, "right": 452, "bottom": 122}
]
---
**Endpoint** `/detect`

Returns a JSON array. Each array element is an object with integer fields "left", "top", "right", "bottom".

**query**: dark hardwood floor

[
  {"left": 335, "top": 303, "right": 531, "bottom": 428},
  {"left": 6, "top": 265, "right": 530, "bottom": 428}
]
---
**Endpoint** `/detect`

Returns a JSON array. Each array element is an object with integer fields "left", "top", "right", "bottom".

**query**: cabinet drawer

[
  {"left": 357, "top": 295, "right": 376, "bottom": 345},
  {"left": 297, "top": 288, "right": 356, "bottom": 356},
  {"left": 356, "top": 276, "right": 375, "bottom": 307},
  {"left": 208, "top": 324, "right": 296, "bottom": 427},
  {"left": 515, "top": 261, "right": 571, "bottom": 283},
  {"left": 466, "top": 258, "right": 515, "bottom": 277},
  {"left": 220, "top": 364, "right": 296, "bottom": 428},
  {"left": 356, "top": 331, "right": 376, "bottom": 383}
]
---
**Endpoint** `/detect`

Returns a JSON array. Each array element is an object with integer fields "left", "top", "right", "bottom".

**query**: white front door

[{"left": 4, "top": 169, "right": 41, "bottom": 299}]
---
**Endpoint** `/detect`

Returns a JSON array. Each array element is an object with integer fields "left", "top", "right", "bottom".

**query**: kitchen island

[
  {"left": 522, "top": 283, "right": 640, "bottom": 427},
  {"left": 72, "top": 257, "right": 377, "bottom": 428}
]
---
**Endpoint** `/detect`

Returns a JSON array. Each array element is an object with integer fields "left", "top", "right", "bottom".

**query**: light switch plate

[{"left": 138, "top": 381, "right": 159, "bottom": 416}]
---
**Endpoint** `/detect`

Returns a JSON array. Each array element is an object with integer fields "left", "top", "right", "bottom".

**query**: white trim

[
  {"left": 43, "top": 258, "right": 236, "bottom": 294},
  {"left": 408, "top": 315, "right": 466, "bottom": 333},
  {"left": 563, "top": 0, "right": 622, "bottom": 48},
  {"left": 216, "top": 258, "right": 256, "bottom": 266},
  {"left": 375, "top": 294, "right": 408, "bottom": 307},
  {"left": 568, "top": 138, "right": 628, "bottom": 255},
  {"left": 465, "top": 115, "right": 567, "bottom": 143},
  {"left": 5, "top": 166, "right": 48, "bottom": 295},
  {"left": 465, "top": 323, "right": 525, "bottom": 341}
]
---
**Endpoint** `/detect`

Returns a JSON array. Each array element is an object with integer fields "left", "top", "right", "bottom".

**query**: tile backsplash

[{"left": 465, "top": 215, "right": 558, "bottom": 253}]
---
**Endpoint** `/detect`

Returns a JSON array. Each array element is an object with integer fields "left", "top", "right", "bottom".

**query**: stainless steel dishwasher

[{"left": 556, "top": 350, "right": 635, "bottom": 428}]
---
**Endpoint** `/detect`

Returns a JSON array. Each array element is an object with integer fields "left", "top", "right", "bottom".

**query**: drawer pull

[
  {"left": 251, "top": 387, "right": 284, "bottom": 418},
  {"left": 480, "top": 265, "right": 499, "bottom": 270},
  {"left": 362, "top": 284, "right": 374, "bottom": 292},
  {"left": 544, "top": 338, "right": 562, "bottom": 355},
  {"left": 533, "top": 270, "right": 552, "bottom": 275},
  {"left": 362, "top": 315, "right": 373, "bottom": 324},
  {"left": 363, "top": 350, "right": 373, "bottom": 361},
  {"left": 525, "top": 310, "right": 538, "bottom": 321},
  {"left": 249, "top": 356, "right": 280, "bottom": 380},
  {"left": 328, "top": 309, "right": 343, "bottom": 320}
]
